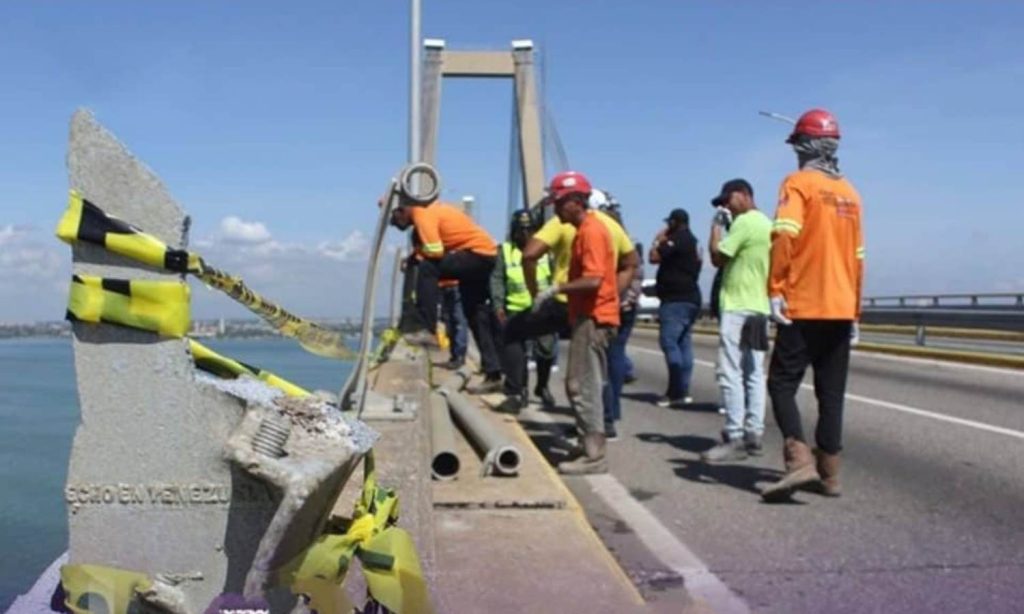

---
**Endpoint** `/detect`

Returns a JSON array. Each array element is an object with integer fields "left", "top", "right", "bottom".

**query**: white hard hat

[{"left": 589, "top": 188, "right": 609, "bottom": 209}]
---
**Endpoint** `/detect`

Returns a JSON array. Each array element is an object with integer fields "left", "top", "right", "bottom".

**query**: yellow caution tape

[
  {"left": 369, "top": 327, "right": 402, "bottom": 368},
  {"left": 189, "top": 339, "right": 310, "bottom": 397},
  {"left": 59, "top": 564, "right": 152, "bottom": 614},
  {"left": 67, "top": 275, "right": 190, "bottom": 338},
  {"left": 57, "top": 191, "right": 355, "bottom": 360},
  {"left": 279, "top": 451, "right": 434, "bottom": 614},
  {"left": 62, "top": 273, "right": 308, "bottom": 395}
]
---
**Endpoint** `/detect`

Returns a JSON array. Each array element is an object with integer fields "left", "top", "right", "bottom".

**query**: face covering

[{"left": 792, "top": 136, "right": 842, "bottom": 178}]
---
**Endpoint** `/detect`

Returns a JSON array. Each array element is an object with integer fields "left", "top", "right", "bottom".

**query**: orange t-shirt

[
  {"left": 409, "top": 203, "right": 497, "bottom": 259},
  {"left": 568, "top": 211, "right": 621, "bottom": 327},
  {"left": 770, "top": 169, "right": 865, "bottom": 320}
]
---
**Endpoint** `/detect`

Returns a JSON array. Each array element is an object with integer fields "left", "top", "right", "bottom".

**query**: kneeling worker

[
  {"left": 488, "top": 209, "right": 557, "bottom": 412},
  {"left": 389, "top": 198, "right": 503, "bottom": 385}
]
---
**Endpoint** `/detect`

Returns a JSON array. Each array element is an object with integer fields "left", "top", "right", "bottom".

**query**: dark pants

[
  {"left": 658, "top": 301, "right": 699, "bottom": 399},
  {"left": 500, "top": 316, "right": 556, "bottom": 397},
  {"left": 603, "top": 307, "right": 637, "bottom": 425},
  {"left": 501, "top": 299, "right": 568, "bottom": 396},
  {"left": 441, "top": 286, "right": 468, "bottom": 362},
  {"left": 501, "top": 298, "right": 569, "bottom": 395},
  {"left": 767, "top": 320, "right": 852, "bottom": 455},
  {"left": 416, "top": 251, "right": 502, "bottom": 375}
]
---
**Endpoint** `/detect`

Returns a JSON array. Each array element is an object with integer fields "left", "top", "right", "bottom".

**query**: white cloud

[
  {"left": 0, "top": 224, "right": 32, "bottom": 247},
  {"left": 219, "top": 216, "right": 272, "bottom": 244},
  {"left": 0, "top": 246, "right": 61, "bottom": 278},
  {"left": 317, "top": 231, "right": 370, "bottom": 262}
]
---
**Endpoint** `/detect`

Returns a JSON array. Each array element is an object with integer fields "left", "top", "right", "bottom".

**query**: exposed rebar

[{"left": 251, "top": 414, "right": 291, "bottom": 458}]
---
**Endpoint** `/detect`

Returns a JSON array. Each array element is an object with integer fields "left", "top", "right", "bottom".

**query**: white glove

[
  {"left": 713, "top": 207, "right": 732, "bottom": 228},
  {"left": 850, "top": 321, "right": 860, "bottom": 346},
  {"left": 769, "top": 296, "right": 792, "bottom": 326},
  {"left": 532, "top": 285, "right": 560, "bottom": 312}
]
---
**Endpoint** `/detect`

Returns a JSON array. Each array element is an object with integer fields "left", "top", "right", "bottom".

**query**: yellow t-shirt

[{"left": 533, "top": 210, "right": 635, "bottom": 301}]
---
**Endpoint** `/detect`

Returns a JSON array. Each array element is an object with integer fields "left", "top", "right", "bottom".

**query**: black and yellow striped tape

[
  {"left": 66, "top": 275, "right": 190, "bottom": 338},
  {"left": 57, "top": 191, "right": 354, "bottom": 360}
]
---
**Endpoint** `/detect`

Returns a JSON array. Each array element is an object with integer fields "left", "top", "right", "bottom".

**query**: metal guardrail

[{"left": 861, "top": 293, "right": 1024, "bottom": 337}]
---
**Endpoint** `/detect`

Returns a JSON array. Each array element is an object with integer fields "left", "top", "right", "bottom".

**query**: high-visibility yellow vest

[{"left": 502, "top": 242, "right": 551, "bottom": 313}]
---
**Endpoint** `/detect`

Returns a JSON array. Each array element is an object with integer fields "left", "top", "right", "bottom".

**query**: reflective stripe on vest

[{"left": 502, "top": 242, "right": 551, "bottom": 313}]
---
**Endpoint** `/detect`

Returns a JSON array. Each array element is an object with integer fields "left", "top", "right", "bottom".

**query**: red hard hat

[
  {"left": 547, "top": 171, "right": 593, "bottom": 202},
  {"left": 787, "top": 108, "right": 840, "bottom": 143}
]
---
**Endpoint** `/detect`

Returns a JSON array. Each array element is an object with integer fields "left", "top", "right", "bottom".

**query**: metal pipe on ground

[
  {"left": 429, "top": 392, "right": 460, "bottom": 480},
  {"left": 439, "top": 388, "right": 521, "bottom": 477},
  {"left": 436, "top": 367, "right": 472, "bottom": 393}
]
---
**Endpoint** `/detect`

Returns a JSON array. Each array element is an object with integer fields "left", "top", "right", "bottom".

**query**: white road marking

[
  {"left": 525, "top": 407, "right": 750, "bottom": 614},
  {"left": 632, "top": 346, "right": 1024, "bottom": 441},
  {"left": 586, "top": 474, "right": 751, "bottom": 614}
]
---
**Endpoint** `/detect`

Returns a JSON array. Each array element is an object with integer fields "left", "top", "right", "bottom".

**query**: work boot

[
  {"left": 404, "top": 329, "right": 439, "bottom": 348},
  {"left": 744, "top": 432, "right": 764, "bottom": 457},
  {"left": 558, "top": 433, "right": 608, "bottom": 475},
  {"left": 813, "top": 449, "right": 842, "bottom": 497},
  {"left": 440, "top": 356, "right": 465, "bottom": 370},
  {"left": 701, "top": 437, "right": 748, "bottom": 463},
  {"left": 535, "top": 385, "right": 556, "bottom": 409},
  {"left": 466, "top": 374, "right": 502, "bottom": 395},
  {"left": 761, "top": 438, "right": 820, "bottom": 503},
  {"left": 495, "top": 394, "right": 526, "bottom": 415}
]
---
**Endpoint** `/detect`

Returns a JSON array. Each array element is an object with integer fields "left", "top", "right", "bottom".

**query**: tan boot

[
  {"left": 558, "top": 433, "right": 608, "bottom": 475},
  {"left": 814, "top": 449, "right": 841, "bottom": 497},
  {"left": 761, "top": 438, "right": 820, "bottom": 502}
]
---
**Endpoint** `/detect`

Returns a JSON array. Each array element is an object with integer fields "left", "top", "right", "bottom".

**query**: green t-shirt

[{"left": 717, "top": 209, "right": 772, "bottom": 314}]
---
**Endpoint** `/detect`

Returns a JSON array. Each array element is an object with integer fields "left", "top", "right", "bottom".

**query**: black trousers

[
  {"left": 767, "top": 320, "right": 852, "bottom": 455},
  {"left": 415, "top": 251, "right": 502, "bottom": 375},
  {"left": 501, "top": 299, "right": 568, "bottom": 396},
  {"left": 499, "top": 311, "right": 557, "bottom": 399}
]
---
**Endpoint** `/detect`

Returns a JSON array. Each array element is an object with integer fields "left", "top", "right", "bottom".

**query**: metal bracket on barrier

[{"left": 357, "top": 390, "right": 418, "bottom": 422}]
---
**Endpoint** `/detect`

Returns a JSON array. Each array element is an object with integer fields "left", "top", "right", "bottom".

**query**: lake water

[{"left": 0, "top": 337, "right": 354, "bottom": 610}]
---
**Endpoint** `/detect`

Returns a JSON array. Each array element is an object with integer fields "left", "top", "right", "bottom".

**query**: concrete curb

[{"left": 854, "top": 342, "right": 1024, "bottom": 370}]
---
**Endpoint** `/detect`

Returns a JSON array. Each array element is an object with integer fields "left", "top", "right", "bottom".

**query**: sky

[{"left": 1, "top": 1, "right": 1022, "bottom": 322}]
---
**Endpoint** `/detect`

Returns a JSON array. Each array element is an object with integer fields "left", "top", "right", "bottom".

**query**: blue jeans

[
  {"left": 658, "top": 301, "right": 699, "bottom": 400},
  {"left": 716, "top": 311, "right": 766, "bottom": 440},
  {"left": 603, "top": 308, "right": 637, "bottom": 424},
  {"left": 441, "top": 286, "right": 468, "bottom": 361}
]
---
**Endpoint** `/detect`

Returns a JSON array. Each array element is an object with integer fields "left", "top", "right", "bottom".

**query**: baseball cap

[
  {"left": 711, "top": 178, "right": 753, "bottom": 207},
  {"left": 664, "top": 208, "right": 689, "bottom": 225}
]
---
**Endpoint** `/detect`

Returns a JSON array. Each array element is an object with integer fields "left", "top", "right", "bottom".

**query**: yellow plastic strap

[
  {"left": 67, "top": 275, "right": 190, "bottom": 338},
  {"left": 57, "top": 191, "right": 195, "bottom": 272},
  {"left": 188, "top": 339, "right": 310, "bottom": 397},
  {"left": 60, "top": 564, "right": 152, "bottom": 614},
  {"left": 280, "top": 451, "right": 434, "bottom": 614},
  {"left": 191, "top": 263, "right": 355, "bottom": 360},
  {"left": 56, "top": 191, "right": 354, "bottom": 360}
]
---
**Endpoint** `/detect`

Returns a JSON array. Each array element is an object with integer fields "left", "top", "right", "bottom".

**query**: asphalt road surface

[{"left": 521, "top": 327, "right": 1024, "bottom": 614}]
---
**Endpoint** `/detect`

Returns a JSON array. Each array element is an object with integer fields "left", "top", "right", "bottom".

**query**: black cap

[
  {"left": 711, "top": 178, "right": 753, "bottom": 207},
  {"left": 664, "top": 208, "right": 689, "bottom": 225}
]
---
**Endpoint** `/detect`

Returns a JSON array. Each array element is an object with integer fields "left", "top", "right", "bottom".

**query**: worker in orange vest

[{"left": 761, "top": 109, "right": 865, "bottom": 502}]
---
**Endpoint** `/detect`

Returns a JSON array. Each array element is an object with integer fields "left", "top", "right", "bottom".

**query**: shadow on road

[
  {"left": 636, "top": 432, "right": 788, "bottom": 497},
  {"left": 518, "top": 414, "right": 576, "bottom": 466},
  {"left": 620, "top": 392, "right": 721, "bottom": 413}
]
